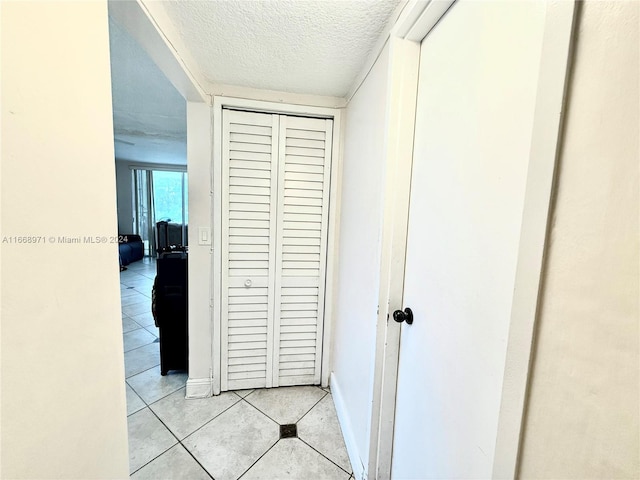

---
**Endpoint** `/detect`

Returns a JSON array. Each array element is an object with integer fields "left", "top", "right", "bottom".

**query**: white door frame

[
  {"left": 109, "top": 0, "right": 219, "bottom": 401},
  {"left": 211, "top": 96, "right": 343, "bottom": 395},
  {"left": 368, "top": 1, "right": 577, "bottom": 478}
]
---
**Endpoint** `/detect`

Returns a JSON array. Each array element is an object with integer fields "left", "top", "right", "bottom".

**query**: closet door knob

[
  {"left": 393, "top": 307, "right": 413, "bottom": 325},
  {"left": 244, "top": 279, "right": 252, "bottom": 287}
]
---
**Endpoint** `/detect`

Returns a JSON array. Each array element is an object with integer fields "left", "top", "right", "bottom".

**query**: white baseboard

[
  {"left": 330, "top": 373, "right": 368, "bottom": 480},
  {"left": 185, "top": 377, "right": 213, "bottom": 398}
]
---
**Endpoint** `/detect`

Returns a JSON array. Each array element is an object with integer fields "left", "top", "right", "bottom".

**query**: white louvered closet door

[
  {"left": 221, "top": 110, "right": 279, "bottom": 391},
  {"left": 221, "top": 110, "right": 333, "bottom": 391},
  {"left": 273, "top": 116, "right": 332, "bottom": 386}
]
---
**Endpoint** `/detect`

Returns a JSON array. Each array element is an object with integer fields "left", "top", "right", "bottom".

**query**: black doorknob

[{"left": 393, "top": 307, "right": 413, "bottom": 325}]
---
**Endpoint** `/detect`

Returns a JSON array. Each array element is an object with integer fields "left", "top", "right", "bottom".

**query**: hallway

[{"left": 121, "top": 260, "right": 353, "bottom": 479}]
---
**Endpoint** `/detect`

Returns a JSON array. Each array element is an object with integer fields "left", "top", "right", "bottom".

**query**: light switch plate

[{"left": 198, "top": 227, "right": 211, "bottom": 245}]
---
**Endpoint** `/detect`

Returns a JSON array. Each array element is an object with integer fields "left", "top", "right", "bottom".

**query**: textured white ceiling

[
  {"left": 160, "top": 0, "right": 401, "bottom": 97},
  {"left": 108, "top": 0, "right": 401, "bottom": 165},
  {"left": 109, "top": 17, "right": 187, "bottom": 165}
]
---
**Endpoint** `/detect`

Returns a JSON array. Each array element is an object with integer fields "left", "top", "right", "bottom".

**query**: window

[
  {"left": 132, "top": 168, "right": 188, "bottom": 256},
  {"left": 152, "top": 170, "right": 188, "bottom": 224}
]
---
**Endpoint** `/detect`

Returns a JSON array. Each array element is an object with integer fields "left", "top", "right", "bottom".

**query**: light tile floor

[{"left": 121, "top": 258, "right": 353, "bottom": 479}]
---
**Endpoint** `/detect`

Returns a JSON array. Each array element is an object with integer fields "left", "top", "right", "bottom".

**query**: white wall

[
  {"left": 330, "top": 43, "right": 390, "bottom": 476},
  {"left": 519, "top": 1, "right": 639, "bottom": 477},
  {"left": 0, "top": 2, "right": 129, "bottom": 478},
  {"left": 186, "top": 101, "right": 214, "bottom": 396}
]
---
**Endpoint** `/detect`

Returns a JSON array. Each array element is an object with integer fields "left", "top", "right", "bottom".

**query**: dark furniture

[
  {"left": 153, "top": 251, "right": 188, "bottom": 375},
  {"left": 119, "top": 234, "right": 144, "bottom": 266},
  {"left": 156, "top": 221, "right": 188, "bottom": 251}
]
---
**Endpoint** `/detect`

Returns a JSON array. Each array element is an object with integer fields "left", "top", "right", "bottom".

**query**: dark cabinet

[{"left": 154, "top": 252, "right": 188, "bottom": 375}]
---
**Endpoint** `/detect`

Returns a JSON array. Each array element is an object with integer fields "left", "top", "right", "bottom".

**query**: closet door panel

[
  {"left": 221, "top": 110, "right": 278, "bottom": 391},
  {"left": 274, "top": 116, "right": 333, "bottom": 386}
]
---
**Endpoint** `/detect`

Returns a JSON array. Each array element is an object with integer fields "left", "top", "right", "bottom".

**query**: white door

[
  {"left": 391, "top": 1, "right": 547, "bottom": 478},
  {"left": 273, "top": 115, "right": 333, "bottom": 387},
  {"left": 220, "top": 109, "right": 333, "bottom": 391},
  {"left": 221, "top": 110, "right": 279, "bottom": 391}
]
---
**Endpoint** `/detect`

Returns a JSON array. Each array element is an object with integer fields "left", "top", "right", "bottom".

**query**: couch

[{"left": 119, "top": 234, "right": 144, "bottom": 266}]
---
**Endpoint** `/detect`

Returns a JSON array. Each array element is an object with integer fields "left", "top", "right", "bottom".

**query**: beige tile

[
  {"left": 120, "top": 270, "right": 141, "bottom": 279},
  {"left": 124, "top": 343, "right": 160, "bottom": 378},
  {"left": 131, "top": 444, "right": 210, "bottom": 480},
  {"left": 151, "top": 387, "right": 240, "bottom": 439},
  {"left": 126, "top": 384, "right": 146, "bottom": 416},
  {"left": 242, "top": 438, "right": 350, "bottom": 480},
  {"left": 127, "top": 366, "right": 187, "bottom": 404},
  {"left": 134, "top": 287, "right": 152, "bottom": 298},
  {"left": 144, "top": 325, "right": 159, "bottom": 337},
  {"left": 122, "top": 300, "right": 151, "bottom": 317},
  {"left": 135, "top": 284, "right": 154, "bottom": 292},
  {"left": 128, "top": 264, "right": 155, "bottom": 274},
  {"left": 121, "top": 292, "right": 150, "bottom": 307},
  {"left": 244, "top": 386, "right": 326, "bottom": 424},
  {"left": 121, "top": 277, "right": 148, "bottom": 288},
  {"left": 125, "top": 277, "right": 154, "bottom": 287},
  {"left": 123, "top": 328, "right": 157, "bottom": 352},
  {"left": 298, "top": 394, "right": 352, "bottom": 473},
  {"left": 130, "top": 311, "right": 156, "bottom": 328},
  {"left": 183, "top": 401, "right": 279, "bottom": 480},
  {"left": 121, "top": 287, "right": 140, "bottom": 298},
  {"left": 122, "top": 315, "right": 142, "bottom": 334},
  {"left": 127, "top": 408, "right": 177, "bottom": 474},
  {"left": 121, "top": 269, "right": 150, "bottom": 278}
]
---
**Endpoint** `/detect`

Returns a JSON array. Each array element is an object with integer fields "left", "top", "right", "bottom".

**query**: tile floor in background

[{"left": 121, "top": 258, "right": 353, "bottom": 479}]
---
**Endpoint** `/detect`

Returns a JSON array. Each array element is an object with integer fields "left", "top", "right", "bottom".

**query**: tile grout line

[
  {"left": 120, "top": 298, "right": 152, "bottom": 305},
  {"left": 122, "top": 328, "right": 158, "bottom": 351},
  {"left": 125, "top": 361, "right": 161, "bottom": 382},
  {"left": 128, "top": 385, "right": 348, "bottom": 478},
  {"left": 241, "top": 387, "right": 328, "bottom": 428},
  {"left": 122, "top": 335, "right": 159, "bottom": 359},
  {"left": 236, "top": 390, "right": 349, "bottom": 480},
  {"left": 168, "top": 392, "right": 244, "bottom": 441},
  {"left": 121, "top": 279, "right": 155, "bottom": 284},
  {"left": 120, "top": 280, "right": 154, "bottom": 288},
  {"left": 132, "top": 392, "right": 246, "bottom": 478},
  {"left": 178, "top": 443, "right": 215, "bottom": 480},
  {"left": 123, "top": 318, "right": 156, "bottom": 329},
  {"left": 121, "top": 325, "right": 146, "bottom": 335},
  {"left": 236, "top": 438, "right": 282, "bottom": 480},
  {"left": 240, "top": 396, "right": 284, "bottom": 426},
  {"left": 128, "top": 408, "right": 188, "bottom": 478},
  {"left": 127, "top": 370, "right": 188, "bottom": 407},
  {"left": 297, "top": 435, "right": 352, "bottom": 476},
  {"left": 121, "top": 307, "right": 154, "bottom": 317},
  {"left": 121, "top": 311, "right": 154, "bottom": 319},
  {"left": 123, "top": 276, "right": 342, "bottom": 479},
  {"left": 295, "top": 387, "right": 329, "bottom": 424},
  {"left": 128, "top": 392, "right": 183, "bottom": 475},
  {"left": 119, "top": 281, "right": 153, "bottom": 290},
  {"left": 294, "top": 390, "right": 354, "bottom": 475},
  {"left": 149, "top": 407, "right": 216, "bottom": 480}
]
